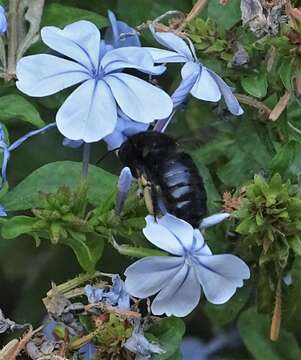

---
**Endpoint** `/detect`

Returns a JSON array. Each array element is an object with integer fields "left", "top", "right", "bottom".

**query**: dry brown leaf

[{"left": 269, "top": 91, "right": 291, "bottom": 121}]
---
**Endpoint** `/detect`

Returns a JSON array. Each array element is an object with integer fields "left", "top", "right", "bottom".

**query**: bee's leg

[
  {"left": 115, "top": 167, "right": 133, "bottom": 215},
  {"left": 140, "top": 175, "right": 155, "bottom": 216},
  {"left": 150, "top": 183, "right": 160, "bottom": 222}
]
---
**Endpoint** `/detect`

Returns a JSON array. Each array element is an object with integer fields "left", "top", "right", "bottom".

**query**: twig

[
  {"left": 234, "top": 93, "right": 272, "bottom": 116},
  {"left": 269, "top": 91, "right": 291, "bottom": 121},
  {"left": 6, "top": 0, "right": 19, "bottom": 80},
  {"left": 85, "top": 302, "right": 141, "bottom": 320},
  {"left": 270, "top": 277, "right": 282, "bottom": 341},
  {"left": 176, "top": 0, "right": 208, "bottom": 33},
  {"left": 16, "top": 0, "right": 45, "bottom": 61},
  {"left": 1, "top": 325, "right": 43, "bottom": 360}
]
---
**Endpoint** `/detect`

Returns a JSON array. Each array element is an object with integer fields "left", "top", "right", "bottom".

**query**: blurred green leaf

[
  {"left": 2, "top": 161, "right": 117, "bottom": 211},
  {"left": 116, "top": 0, "right": 190, "bottom": 26},
  {"left": 0, "top": 94, "right": 44, "bottom": 128},
  {"left": 238, "top": 307, "right": 301, "bottom": 360},
  {"left": 147, "top": 317, "right": 185, "bottom": 360},
  {"left": 204, "top": 283, "right": 252, "bottom": 325},
  {"left": 1, "top": 216, "right": 39, "bottom": 239},
  {"left": 217, "top": 120, "right": 271, "bottom": 187},
  {"left": 192, "top": 153, "right": 221, "bottom": 212},
  {"left": 279, "top": 59, "right": 294, "bottom": 90},
  {"left": 62, "top": 232, "right": 105, "bottom": 273},
  {"left": 271, "top": 141, "right": 296, "bottom": 176},
  {"left": 207, "top": 0, "right": 241, "bottom": 30},
  {"left": 42, "top": 3, "right": 108, "bottom": 28},
  {"left": 285, "top": 258, "right": 301, "bottom": 331},
  {"left": 241, "top": 73, "right": 268, "bottom": 98}
]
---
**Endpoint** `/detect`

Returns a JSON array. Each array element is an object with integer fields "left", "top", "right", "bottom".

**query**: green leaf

[
  {"left": 42, "top": 3, "right": 108, "bottom": 28},
  {"left": 271, "top": 141, "right": 296, "bottom": 176},
  {"left": 289, "top": 235, "right": 301, "bottom": 256},
  {"left": 1, "top": 216, "right": 39, "bottom": 239},
  {"left": 147, "top": 317, "right": 185, "bottom": 360},
  {"left": 0, "top": 95, "right": 44, "bottom": 127},
  {"left": 207, "top": 0, "right": 241, "bottom": 30},
  {"left": 217, "top": 120, "right": 271, "bottom": 187},
  {"left": 204, "top": 283, "right": 251, "bottom": 325},
  {"left": 238, "top": 307, "right": 301, "bottom": 360},
  {"left": 241, "top": 73, "right": 268, "bottom": 98},
  {"left": 62, "top": 232, "right": 105, "bottom": 273},
  {"left": 1, "top": 161, "right": 118, "bottom": 211},
  {"left": 191, "top": 153, "right": 221, "bottom": 213},
  {"left": 279, "top": 59, "right": 294, "bottom": 90},
  {"left": 285, "top": 258, "right": 301, "bottom": 331}
]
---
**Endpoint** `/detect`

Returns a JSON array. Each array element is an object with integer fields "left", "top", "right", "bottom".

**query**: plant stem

[
  {"left": 7, "top": 0, "right": 19, "bottom": 80},
  {"left": 82, "top": 142, "right": 91, "bottom": 180},
  {"left": 270, "top": 276, "right": 282, "bottom": 341}
]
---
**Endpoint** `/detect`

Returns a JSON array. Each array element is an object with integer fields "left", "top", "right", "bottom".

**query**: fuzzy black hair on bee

[{"left": 118, "top": 131, "right": 207, "bottom": 228}]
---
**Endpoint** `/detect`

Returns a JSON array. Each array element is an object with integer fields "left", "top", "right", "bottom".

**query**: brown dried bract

[{"left": 223, "top": 190, "right": 245, "bottom": 212}]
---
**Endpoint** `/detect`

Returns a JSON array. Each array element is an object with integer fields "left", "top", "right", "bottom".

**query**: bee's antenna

[{"left": 95, "top": 147, "right": 120, "bottom": 165}]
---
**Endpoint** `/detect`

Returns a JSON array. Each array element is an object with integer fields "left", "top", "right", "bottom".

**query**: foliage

[{"left": 0, "top": 0, "right": 301, "bottom": 359}]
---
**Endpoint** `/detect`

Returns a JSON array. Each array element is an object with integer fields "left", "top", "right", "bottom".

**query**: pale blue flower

[
  {"left": 105, "top": 10, "right": 140, "bottom": 48},
  {"left": 78, "top": 342, "right": 97, "bottom": 360},
  {"left": 16, "top": 21, "right": 173, "bottom": 143},
  {"left": 115, "top": 166, "right": 133, "bottom": 214},
  {"left": 125, "top": 214, "right": 250, "bottom": 317},
  {"left": 147, "top": 28, "right": 243, "bottom": 118},
  {"left": 85, "top": 275, "right": 130, "bottom": 309},
  {"left": 0, "top": 206, "right": 6, "bottom": 217},
  {"left": 124, "top": 321, "right": 165, "bottom": 360},
  {"left": 84, "top": 285, "right": 104, "bottom": 304},
  {"left": 106, "top": 274, "right": 130, "bottom": 309},
  {"left": 104, "top": 110, "right": 148, "bottom": 150},
  {"left": 0, "top": 6, "right": 7, "bottom": 34}
]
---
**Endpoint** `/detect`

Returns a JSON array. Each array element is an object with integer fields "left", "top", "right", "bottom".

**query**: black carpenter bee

[{"left": 118, "top": 131, "right": 207, "bottom": 228}]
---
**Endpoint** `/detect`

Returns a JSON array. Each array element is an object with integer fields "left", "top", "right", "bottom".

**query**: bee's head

[
  {"left": 118, "top": 136, "right": 142, "bottom": 178},
  {"left": 118, "top": 131, "right": 178, "bottom": 177}
]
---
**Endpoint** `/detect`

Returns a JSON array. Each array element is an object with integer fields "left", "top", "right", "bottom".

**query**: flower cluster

[
  {"left": 125, "top": 214, "right": 250, "bottom": 317},
  {"left": 16, "top": 11, "right": 243, "bottom": 146}
]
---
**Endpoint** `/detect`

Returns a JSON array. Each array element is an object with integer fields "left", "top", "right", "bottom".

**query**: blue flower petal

[
  {"left": 150, "top": 27, "right": 193, "bottom": 61},
  {"left": 156, "top": 214, "right": 195, "bottom": 251},
  {"left": 56, "top": 79, "right": 117, "bottom": 142},
  {"left": 16, "top": 54, "right": 90, "bottom": 96},
  {"left": 105, "top": 10, "right": 140, "bottom": 48},
  {"left": 0, "top": 6, "right": 7, "bottom": 33},
  {"left": 41, "top": 21, "right": 101, "bottom": 71},
  {"left": 84, "top": 285, "right": 104, "bottom": 304},
  {"left": 145, "top": 47, "right": 188, "bottom": 63},
  {"left": 101, "top": 46, "right": 165, "bottom": 75},
  {"left": 105, "top": 275, "right": 130, "bottom": 309},
  {"left": 105, "top": 73, "right": 172, "bottom": 123},
  {"left": 124, "top": 332, "right": 165, "bottom": 358},
  {"left": 104, "top": 111, "right": 149, "bottom": 150},
  {"left": 0, "top": 206, "right": 7, "bottom": 217},
  {"left": 115, "top": 167, "right": 133, "bottom": 214},
  {"left": 207, "top": 69, "right": 244, "bottom": 115},
  {"left": 195, "top": 254, "right": 250, "bottom": 304},
  {"left": 181, "top": 62, "right": 221, "bottom": 102},
  {"left": 200, "top": 213, "right": 230, "bottom": 229},
  {"left": 151, "top": 264, "right": 201, "bottom": 317},
  {"left": 78, "top": 342, "right": 97, "bottom": 360},
  {"left": 143, "top": 215, "right": 185, "bottom": 255},
  {"left": 125, "top": 256, "right": 184, "bottom": 298}
]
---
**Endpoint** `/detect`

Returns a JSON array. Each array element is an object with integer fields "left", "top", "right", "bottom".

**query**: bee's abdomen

[{"left": 156, "top": 152, "right": 207, "bottom": 228}]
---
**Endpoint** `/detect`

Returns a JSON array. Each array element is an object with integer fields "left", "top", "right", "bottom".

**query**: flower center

[{"left": 184, "top": 252, "right": 199, "bottom": 267}]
